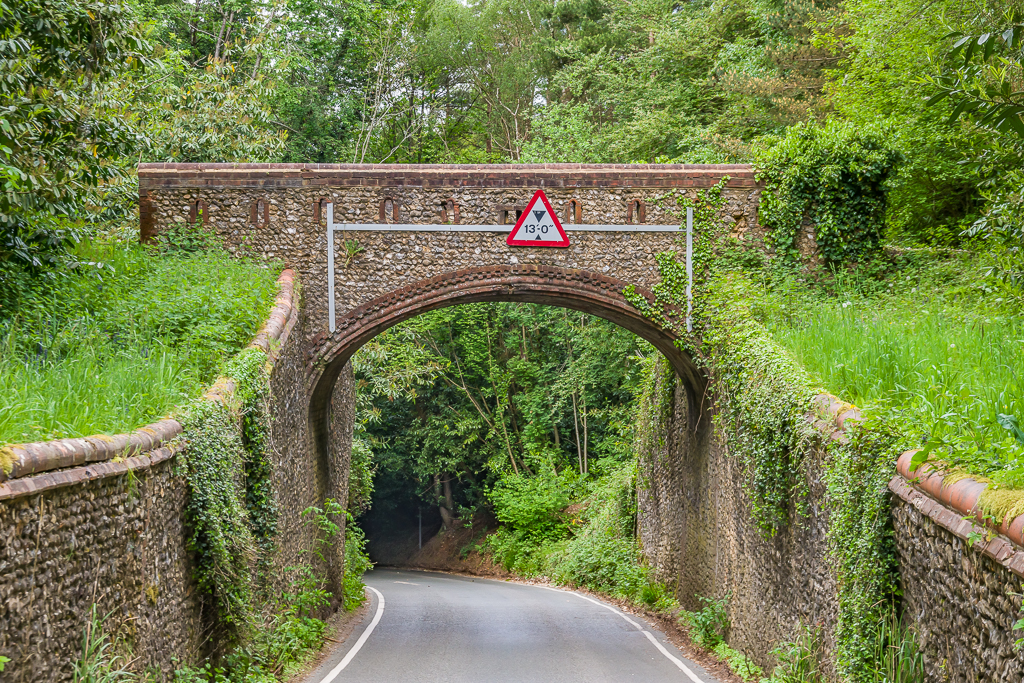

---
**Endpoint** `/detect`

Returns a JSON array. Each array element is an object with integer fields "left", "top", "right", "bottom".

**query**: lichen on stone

[{"left": 0, "top": 446, "right": 18, "bottom": 476}]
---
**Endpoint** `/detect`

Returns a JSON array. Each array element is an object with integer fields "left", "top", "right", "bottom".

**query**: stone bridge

[
  {"left": 138, "top": 163, "right": 762, "bottom": 471},
  {"left": 0, "top": 164, "right": 1018, "bottom": 682}
]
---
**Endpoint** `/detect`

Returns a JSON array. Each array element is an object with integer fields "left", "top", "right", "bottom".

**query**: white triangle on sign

[{"left": 506, "top": 190, "right": 570, "bottom": 247}]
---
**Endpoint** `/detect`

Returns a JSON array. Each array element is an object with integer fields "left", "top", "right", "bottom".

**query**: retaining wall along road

[
  {"left": 890, "top": 454, "right": 1024, "bottom": 681},
  {"left": 637, "top": 361, "right": 1024, "bottom": 680},
  {"left": 0, "top": 271, "right": 354, "bottom": 683},
  {"left": 638, "top": 367, "right": 838, "bottom": 672}
]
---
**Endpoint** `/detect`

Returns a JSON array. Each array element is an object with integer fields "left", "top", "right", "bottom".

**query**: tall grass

[
  {"left": 0, "top": 229, "right": 279, "bottom": 445},
  {"left": 770, "top": 296, "right": 1024, "bottom": 442},
  {"left": 0, "top": 340, "right": 192, "bottom": 443},
  {"left": 753, "top": 248, "right": 1024, "bottom": 478}
]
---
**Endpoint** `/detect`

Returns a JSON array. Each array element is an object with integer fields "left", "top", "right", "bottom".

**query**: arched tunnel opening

[
  {"left": 353, "top": 301, "right": 680, "bottom": 566},
  {"left": 306, "top": 267, "right": 707, "bottom": 573}
]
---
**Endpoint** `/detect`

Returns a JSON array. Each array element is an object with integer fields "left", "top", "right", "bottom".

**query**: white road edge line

[
  {"left": 537, "top": 585, "right": 706, "bottom": 683},
  {"left": 317, "top": 586, "right": 385, "bottom": 683}
]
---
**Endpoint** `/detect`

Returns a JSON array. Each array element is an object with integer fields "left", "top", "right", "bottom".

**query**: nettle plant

[{"left": 754, "top": 120, "right": 901, "bottom": 264}]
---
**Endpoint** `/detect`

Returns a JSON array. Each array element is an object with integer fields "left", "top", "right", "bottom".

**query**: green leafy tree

[
  {"left": 0, "top": 0, "right": 150, "bottom": 275},
  {"left": 928, "top": 12, "right": 1024, "bottom": 138},
  {"left": 356, "top": 303, "right": 643, "bottom": 530}
]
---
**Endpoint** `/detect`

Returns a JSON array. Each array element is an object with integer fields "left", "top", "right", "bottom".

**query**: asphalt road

[{"left": 303, "top": 568, "right": 723, "bottom": 683}]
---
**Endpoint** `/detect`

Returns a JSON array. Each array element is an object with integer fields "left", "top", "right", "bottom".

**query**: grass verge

[{"left": 0, "top": 227, "right": 279, "bottom": 445}]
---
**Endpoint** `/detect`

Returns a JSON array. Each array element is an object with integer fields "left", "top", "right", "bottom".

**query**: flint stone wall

[
  {"left": 0, "top": 273, "right": 354, "bottom": 683},
  {"left": 890, "top": 476, "right": 1024, "bottom": 682},
  {"left": 639, "top": 357, "right": 1024, "bottom": 681},
  {"left": 137, "top": 164, "right": 763, "bottom": 344},
  {"left": 637, "top": 361, "right": 837, "bottom": 673}
]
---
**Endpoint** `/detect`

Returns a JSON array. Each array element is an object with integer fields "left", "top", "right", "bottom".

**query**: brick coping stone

[
  {"left": 136, "top": 163, "right": 759, "bottom": 189},
  {"left": 0, "top": 269, "right": 297, "bottom": 500},
  {"left": 890, "top": 451, "right": 1024, "bottom": 578},
  {"left": 809, "top": 393, "right": 1024, "bottom": 576}
]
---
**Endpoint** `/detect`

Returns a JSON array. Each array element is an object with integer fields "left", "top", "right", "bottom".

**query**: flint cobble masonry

[
  {"left": 137, "top": 163, "right": 763, "bottom": 341},
  {"left": 637, "top": 366, "right": 838, "bottom": 674},
  {"left": 4, "top": 164, "right": 1019, "bottom": 683}
]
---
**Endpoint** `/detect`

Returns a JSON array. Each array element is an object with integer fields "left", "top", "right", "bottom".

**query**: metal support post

[
  {"left": 686, "top": 207, "right": 693, "bottom": 333},
  {"left": 327, "top": 202, "right": 336, "bottom": 333}
]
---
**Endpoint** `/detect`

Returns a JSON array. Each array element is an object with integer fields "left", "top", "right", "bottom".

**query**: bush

[
  {"left": 680, "top": 594, "right": 730, "bottom": 648},
  {"left": 343, "top": 511, "right": 374, "bottom": 611},
  {"left": 488, "top": 468, "right": 573, "bottom": 542},
  {"left": 754, "top": 120, "right": 901, "bottom": 263}
]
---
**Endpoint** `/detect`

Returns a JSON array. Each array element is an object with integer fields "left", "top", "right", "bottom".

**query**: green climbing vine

[
  {"left": 228, "top": 348, "right": 279, "bottom": 560},
  {"left": 825, "top": 420, "right": 908, "bottom": 681},
  {"left": 178, "top": 346, "right": 278, "bottom": 635},
  {"left": 699, "top": 274, "right": 818, "bottom": 536},
  {"left": 625, "top": 179, "right": 816, "bottom": 534},
  {"left": 180, "top": 396, "right": 258, "bottom": 633},
  {"left": 753, "top": 120, "right": 900, "bottom": 263},
  {"left": 625, "top": 178, "right": 909, "bottom": 681},
  {"left": 623, "top": 176, "right": 728, "bottom": 350}
]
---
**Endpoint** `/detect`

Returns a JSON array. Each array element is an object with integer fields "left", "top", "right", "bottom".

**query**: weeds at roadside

[
  {"left": 760, "top": 612, "right": 924, "bottom": 683},
  {"left": 72, "top": 605, "right": 135, "bottom": 683},
  {"left": 680, "top": 594, "right": 730, "bottom": 648}
]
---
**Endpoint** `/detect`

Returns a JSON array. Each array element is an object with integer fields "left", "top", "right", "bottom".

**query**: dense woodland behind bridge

[{"left": 2, "top": 0, "right": 1024, "bottom": 681}]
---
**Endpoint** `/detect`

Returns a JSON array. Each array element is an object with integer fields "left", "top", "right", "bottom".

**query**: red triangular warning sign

[{"left": 506, "top": 190, "right": 570, "bottom": 247}]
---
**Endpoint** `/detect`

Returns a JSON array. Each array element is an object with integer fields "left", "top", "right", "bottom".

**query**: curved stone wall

[{"left": 0, "top": 270, "right": 344, "bottom": 683}]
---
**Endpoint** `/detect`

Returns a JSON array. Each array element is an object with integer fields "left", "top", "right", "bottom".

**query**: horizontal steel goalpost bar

[
  {"left": 328, "top": 223, "right": 683, "bottom": 232},
  {"left": 325, "top": 203, "right": 692, "bottom": 333}
]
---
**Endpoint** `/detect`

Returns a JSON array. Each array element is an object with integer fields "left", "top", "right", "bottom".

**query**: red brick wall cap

[{"left": 0, "top": 269, "right": 297, "bottom": 485}]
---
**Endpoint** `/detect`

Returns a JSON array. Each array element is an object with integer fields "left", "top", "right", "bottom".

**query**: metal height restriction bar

[
  {"left": 685, "top": 207, "right": 693, "bottom": 333},
  {"left": 325, "top": 202, "right": 684, "bottom": 333}
]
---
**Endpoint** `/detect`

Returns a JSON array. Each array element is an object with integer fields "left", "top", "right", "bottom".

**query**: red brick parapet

[
  {"left": 890, "top": 451, "right": 1024, "bottom": 578},
  {"left": 810, "top": 393, "right": 862, "bottom": 443},
  {"left": 0, "top": 269, "right": 298, "bottom": 500},
  {"left": 137, "top": 163, "right": 759, "bottom": 190},
  {"left": 808, "top": 394, "right": 1024, "bottom": 577}
]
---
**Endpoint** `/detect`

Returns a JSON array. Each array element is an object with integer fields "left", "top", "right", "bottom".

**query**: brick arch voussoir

[{"left": 307, "top": 266, "right": 706, "bottom": 464}]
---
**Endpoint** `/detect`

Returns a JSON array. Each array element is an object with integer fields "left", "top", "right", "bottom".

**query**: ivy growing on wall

[
  {"left": 825, "top": 419, "right": 907, "bottom": 681},
  {"left": 623, "top": 177, "right": 729, "bottom": 344},
  {"left": 180, "top": 397, "right": 258, "bottom": 632},
  {"left": 753, "top": 120, "right": 901, "bottom": 263},
  {"left": 623, "top": 179, "right": 908, "bottom": 680},
  {"left": 178, "top": 346, "right": 278, "bottom": 635},
  {"left": 228, "top": 348, "right": 279, "bottom": 559},
  {"left": 699, "top": 273, "right": 817, "bottom": 535}
]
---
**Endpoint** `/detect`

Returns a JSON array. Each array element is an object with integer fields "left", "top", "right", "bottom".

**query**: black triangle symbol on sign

[{"left": 533, "top": 210, "right": 546, "bottom": 221}]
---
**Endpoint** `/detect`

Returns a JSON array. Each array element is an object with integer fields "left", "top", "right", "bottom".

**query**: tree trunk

[
  {"left": 438, "top": 474, "right": 456, "bottom": 530},
  {"left": 571, "top": 391, "right": 583, "bottom": 475},
  {"left": 581, "top": 389, "right": 588, "bottom": 475}
]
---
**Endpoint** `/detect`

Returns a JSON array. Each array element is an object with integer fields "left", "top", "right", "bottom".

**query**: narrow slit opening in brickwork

[
  {"left": 380, "top": 197, "right": 398, "bottom": 223},
  {"left": 439, "top": 199, "right": 460, "bottom": 224},
  {"left": 251, "top": 198, "right": 270, "bottom": 227},
  {"left": 564, "top": 200, "right": 582, "bottom": 224},
  {"left": 313, "top": 198, "right": 330, "bottom": 223},
  {"left": 188, "top": 200, "right": 205, "bottom": 225},
  {"left": 627, "top": 200, "right": 646, "bottom": 224}
]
